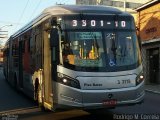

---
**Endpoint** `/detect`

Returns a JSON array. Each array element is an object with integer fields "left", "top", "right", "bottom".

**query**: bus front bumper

[{"left": 56, "top": 81, "right": 145, "bottom": 109}]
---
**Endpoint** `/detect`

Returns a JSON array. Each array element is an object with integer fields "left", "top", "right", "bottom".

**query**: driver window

[{"left": 61, "top": 34, "right": 75, "bottom": 65}]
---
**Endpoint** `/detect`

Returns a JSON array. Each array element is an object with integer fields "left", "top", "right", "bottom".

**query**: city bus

[{"left": 3, "top": 5, "right": 145, "bottom": 111}]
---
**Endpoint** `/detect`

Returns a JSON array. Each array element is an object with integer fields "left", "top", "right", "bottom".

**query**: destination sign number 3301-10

[{"left": 72, "top": 20, "right": 127, "bottom": 27}]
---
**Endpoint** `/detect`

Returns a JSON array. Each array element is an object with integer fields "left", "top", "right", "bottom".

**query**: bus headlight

[
  {"left": 136, "top": 72, "right": 144, "bottom": 85},
  {"left": 57, "top": 73, "right": 80, "bottom": 89}
]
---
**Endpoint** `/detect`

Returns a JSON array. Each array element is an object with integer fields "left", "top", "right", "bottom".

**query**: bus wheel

[
  {"left": 35, "top": 81, "right": 50, "bottom": 111},
  {"left": 35, "top": 82, "right": 42, "bottom": 107},
  {"left": 37, "top": 85, "right": 43, "bottom": 107},
  {"left": 35, "top": 84, "right": 49, "bottom": 111}
]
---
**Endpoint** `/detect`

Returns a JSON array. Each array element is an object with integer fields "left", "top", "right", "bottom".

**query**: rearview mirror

[
  {"left": 51, "top": 17, "right": 57, "bottom": 26},
  {"left": 50, "top": 28, "right": 59, "bottom": 47}
]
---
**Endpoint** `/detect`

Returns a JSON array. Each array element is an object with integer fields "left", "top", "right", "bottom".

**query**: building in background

[
  {"left": 76, "top": 0, "right": 93, "bottom": 5},
  {"left": 135, "top": 0, "right": 160, "bottom": 85},
  {"left": 76, "top": 0, "right": 151, "bottom": 22},
  {"left": 76, "top": 0, "right": 150, "bottom": 12}
]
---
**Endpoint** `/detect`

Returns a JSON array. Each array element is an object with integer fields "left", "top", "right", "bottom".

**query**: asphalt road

[
  {"left": 0, "top": 67, "right": 36, "bottom": 112},
  {"left": 18, "top": 92, "right": 160, "bottom": 120},
  {"left": 0, "top": 67, "right": 160, "bottom": 120}
]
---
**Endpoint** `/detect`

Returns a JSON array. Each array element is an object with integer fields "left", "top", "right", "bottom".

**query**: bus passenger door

[
  {"left": 43, "top": 30, "right": 53, "bottom": 108},
  {"left": 19, "top": 40, "right": 23, "bottom": 88}
]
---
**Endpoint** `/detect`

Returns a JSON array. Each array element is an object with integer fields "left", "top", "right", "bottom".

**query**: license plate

[{"left": 103, "top": 99, "right": 117, "bottom": 106}]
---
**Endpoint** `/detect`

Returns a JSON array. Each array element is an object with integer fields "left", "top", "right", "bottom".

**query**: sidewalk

[{"left": 145, "top": 84, "right": 160, "bottom": 94}]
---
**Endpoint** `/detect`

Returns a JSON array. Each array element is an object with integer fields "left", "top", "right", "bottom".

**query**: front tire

[
  {"left": 35, "top": 83, "right": 42, "bottom": 106},
  {"left": 35, "top": 84, "right": 49, "bottom": 111}
]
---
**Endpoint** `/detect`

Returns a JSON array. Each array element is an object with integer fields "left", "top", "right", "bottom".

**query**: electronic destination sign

[{"left": 61, "top": 15, "right": 135, "bottom": 30}]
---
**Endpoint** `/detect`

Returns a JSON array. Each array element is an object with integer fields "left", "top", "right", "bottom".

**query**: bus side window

[{"left": 52, "top": 47, "right": 56, "bottom": 62}]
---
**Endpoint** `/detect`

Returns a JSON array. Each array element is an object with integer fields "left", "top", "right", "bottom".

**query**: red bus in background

[{"left": 0, "top": 48, "right": 3, "bottom": 66}]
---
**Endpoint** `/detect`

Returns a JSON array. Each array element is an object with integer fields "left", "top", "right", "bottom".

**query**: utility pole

[{"left": 124, "top": 0, "right": 126, "bottom": 12}]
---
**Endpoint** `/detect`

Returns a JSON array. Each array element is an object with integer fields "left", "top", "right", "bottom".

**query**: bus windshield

[
  {"left": 61, "top": 30, "right": 141, "bottom": 72},
  {"left": 59, "top": 14, "right": 141, "bottom": 72}
]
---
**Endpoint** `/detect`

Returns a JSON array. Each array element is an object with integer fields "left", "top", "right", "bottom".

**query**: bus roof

[
  {"left": 43, "top": 5, "right": 123, "bottom": 15},
  {"left": 11, "top": 5, "right": 130, "bottom": 39}
]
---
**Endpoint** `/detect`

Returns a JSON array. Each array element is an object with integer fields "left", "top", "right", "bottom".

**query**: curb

[
  {"left": 145, "top": 89, "right": 160, "bottom": 94},
  {"left": 0, "top": 106, "right": 40, "bottom": 115}
]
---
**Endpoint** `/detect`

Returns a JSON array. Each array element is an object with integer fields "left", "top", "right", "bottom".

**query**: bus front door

[{"left": 43, "top": 30, "right": 53, "bottom": 109}]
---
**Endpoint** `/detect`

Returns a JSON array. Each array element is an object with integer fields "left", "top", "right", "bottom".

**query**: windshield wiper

[{"left": 111, "top": 33, "right": 117, "bottom": 64}]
